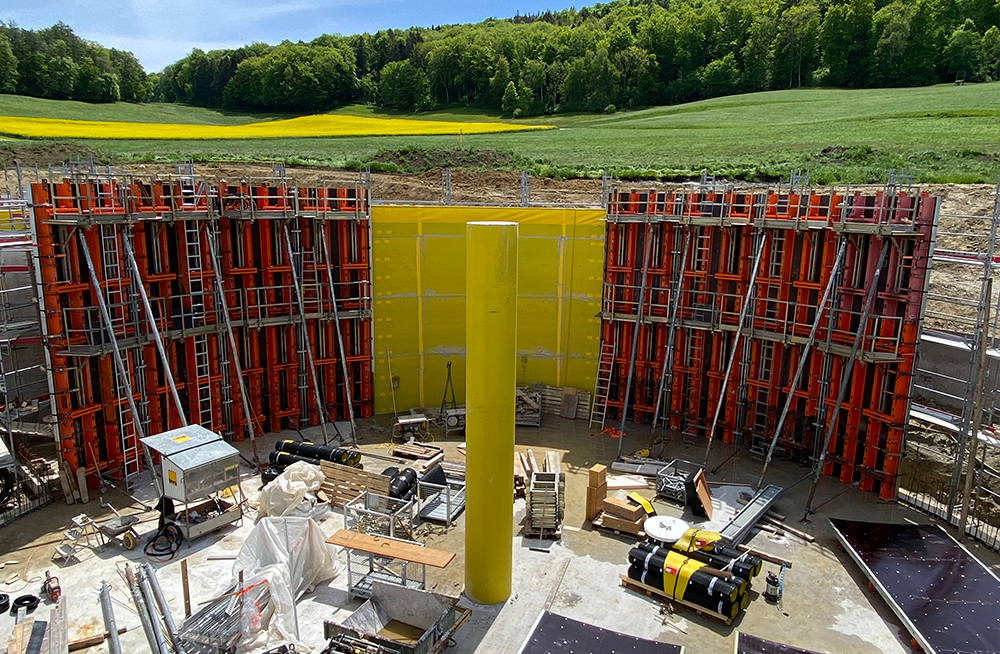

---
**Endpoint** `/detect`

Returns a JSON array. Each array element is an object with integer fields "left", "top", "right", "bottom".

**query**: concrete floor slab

[{"left": 1, "top": 415, "right": 996, "bottom": 653}]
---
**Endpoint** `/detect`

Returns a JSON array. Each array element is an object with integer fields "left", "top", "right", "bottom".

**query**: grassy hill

[{"left": 2, "top": 83, "right": 999, "bottom": 183}]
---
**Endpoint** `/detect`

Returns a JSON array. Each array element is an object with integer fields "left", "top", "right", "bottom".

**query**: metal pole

[
  {"left": 802, "top": 239, "right": 891, "bottom": 518},
  {"left": 99, "top": 581, "right": 123, "bottom": 654},
  {"left": 319, "top": 221, "right": 357, "bottom": 443},
  {"left": 78, "top": 231, "right": 159, "bottom": 495},
  {"left": 204, "top": 229, "right": 260, "bottom": 465},
  {"left": 703, "top": 232, "right": 768, "bottom": 468},
  {"left": 142, "top": 563, "right": 186, "bottom": 654},
  {"left": 959, "top": 276, "right": 992, "bottom": 540},
  {"left": 137, "top": 566, "right": 171, "bottom": 654},
  {"left": 649, "top": 230, "right": 691, "bottom": 445},
  {"left": 756, "top": 240, "right": 847, "bottom": 487},
  {"left": 126, "top": 565, "right": 162, "bottom": 654},
  {"left": 616, "top": 223, "right": 655, "bottom": 459},
  {"left": 122, "top": 235, "right": 187, "bottom": 426},
  {"left": 283, "top": 224, "right": 331, "bottom": 444}
]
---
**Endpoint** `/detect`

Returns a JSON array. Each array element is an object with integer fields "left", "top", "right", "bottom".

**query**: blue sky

[{"left": 3, "top": 1, "right": 574, "bottom": 72}]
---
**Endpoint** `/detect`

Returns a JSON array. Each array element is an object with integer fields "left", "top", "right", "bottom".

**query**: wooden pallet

[
  {"left": 523, "top": 525, "right": 562, "bottom": 539},
  {"left": 319, "top": 460, "right": 391, "bottom": 507},
  {"left": 619, "top": 575, "right": 734, "bottom": 626}
]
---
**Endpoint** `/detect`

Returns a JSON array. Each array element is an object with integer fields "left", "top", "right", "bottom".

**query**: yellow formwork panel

[{"left": 371, "top": 205, "right": 604, "bottom": 414}]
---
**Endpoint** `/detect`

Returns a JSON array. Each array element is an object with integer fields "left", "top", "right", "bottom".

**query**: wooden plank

[
  {"left": 57, "top": 468, "right": 74, "bottom": 505},
  {"left": 319, "top": 460, "right": 391, "bottom": 508},
  {"left": 618, "top": 575, "right": 734, "bottom": 626},
  {"left": 603, "top": 496, "right": 644, "bottom": 521},
  {"left": 560, "top": 388, "right": 578, "bottom": 419},
  {"left": 48, "top": 600, "right": 67, "bottom": 654},
  {"left": 606, "top": 474, "right": 650, "bottom": 490},
  {"left": 526, "top": 450, "right": 539, "bottom": 475},
  {"left": 688, "top": 469, "right": 713, "bottom": 520},
  {"left": 596, "top": 512, "right": 645, "bottom": 535},
  {"left": 544, "top": 451, "right": 561, "bottom": 475},
  {"left": 737, "top": 545, "right": 793, "bottom": 568},
  {"left": 762, "top": 517, "right": 815, "bottom": 542},
  {"left": 75, "top": 468, "right": 89, "bottom": 504},
  {"left": 326, "top": 529, "right": 455, "bottom": 568}
]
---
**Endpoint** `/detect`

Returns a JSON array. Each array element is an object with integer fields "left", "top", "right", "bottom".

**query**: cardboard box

[
  {"left": 603, "top": 496, "right": 644, "bottom": 521},
  {"left": 589, "top": 464, "right": 607, "bottom": 488},
  {"left": 586, "top": 483, "right": 607, "bottom": 521},
  {"left": 599, "top": 511, "right": 646, "bottom": 535}
]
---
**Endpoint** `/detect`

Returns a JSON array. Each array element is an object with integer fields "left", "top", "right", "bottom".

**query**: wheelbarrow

[{"left": 97, "top": 512, "right": 140, "bottom": 551}]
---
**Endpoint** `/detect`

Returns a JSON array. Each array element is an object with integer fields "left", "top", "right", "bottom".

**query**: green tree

[
  {"left": 981, "top": 25, "right": 1000, "bottom": 79},
  {"left": 772, "top": 4, "right": 821, "bottom": 88},
  {"left": 490, "top": 55, "right": 512, "bottom": 108},
  {"left": 820, "top": 0, "right": 874, "bottom": 87},
  {"left": 870, "top": 1, "right": 915, "bottom": 85},
  {"left": 700, "top": 53, "right": 741, "bottom": 97},
  {"left": 944, "top": 19, "right": 983, "bottom": 80},
  {"left": 378, "top": 59, "right": 428, "bottom": 110},
  {"left": 0, "top": 33, "right": 17, "bottom": 93},
  {"left": 501, "top": 80, "right": 520, "bottom": 116}
]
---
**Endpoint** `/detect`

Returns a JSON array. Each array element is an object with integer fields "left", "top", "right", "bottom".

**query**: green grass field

[{"left": 2, "top": 83, "right": 999, "bottom": 183}]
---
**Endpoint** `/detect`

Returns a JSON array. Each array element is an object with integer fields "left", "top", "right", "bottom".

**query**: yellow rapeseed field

[{"left": 0, "top": 113, "right": 549, "bottom": 139}]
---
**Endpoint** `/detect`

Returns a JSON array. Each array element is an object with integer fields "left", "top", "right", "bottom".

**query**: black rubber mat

[
  {"left": 830, "top": 518, "right": 1000, "bottom": 654},
  {"left": 736, "top": 632, "right": 822, "bottom": 654},
  {"left": 518, "top": 611, "right": 682, "bottom": 654}
]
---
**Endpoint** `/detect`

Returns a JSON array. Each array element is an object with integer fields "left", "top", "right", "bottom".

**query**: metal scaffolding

[
  {"left": 30, "top": 167, "right": 374, "bottom": 487},
  {"left": 597, "top": 180, "right": 937, "bottom": 501},
  {"left": 901, "top": 176, "right": 1000, "bottom": 550}
]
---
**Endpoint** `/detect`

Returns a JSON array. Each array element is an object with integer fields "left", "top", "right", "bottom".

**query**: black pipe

[
  {"left": 628, "top": 549, "right": 740, "bottom": 602},
  {"left": 389, "top": 468, "right": 418, "bottom": 499},
  {"left": 269, "top": 450, "right": 321, "bottom": 470},
  {"left": 275, "top": 440, "right": 361, "bottom": 467},
  {"left": 626, "top": 565, "right": 740, "bottom": 618}
]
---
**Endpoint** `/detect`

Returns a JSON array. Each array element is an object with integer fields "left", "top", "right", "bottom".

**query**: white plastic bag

[
  {"left": 257, "top": 461, "right": 325, "bottom": 520},
  {"left": 232, "top": 517, "right": 343, "bottom": 652}
]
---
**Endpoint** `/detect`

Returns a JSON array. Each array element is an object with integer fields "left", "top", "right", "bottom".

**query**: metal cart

[{"left": 141, "top": 425, "right": 244, "bottom": 543}]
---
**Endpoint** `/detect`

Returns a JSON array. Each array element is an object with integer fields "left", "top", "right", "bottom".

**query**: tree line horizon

[{"left": 1, "top": 0, "right": 998, "bottom": 116}]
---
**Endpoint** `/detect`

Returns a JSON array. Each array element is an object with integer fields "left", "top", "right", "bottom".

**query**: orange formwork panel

[
  {"left": 31, "top": 175, "right": 374, "bottom": 485},
  {"left": 600, "top": 185, "right": 937, "bottom": 498}
]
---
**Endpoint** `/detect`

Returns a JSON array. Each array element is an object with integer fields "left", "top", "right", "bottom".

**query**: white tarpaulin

[
  {"left": 256, "top": 461, "right": 326, "bottom": 519},
  {"left": 232, "top": 516, "right": 343, "bottom": 651}
]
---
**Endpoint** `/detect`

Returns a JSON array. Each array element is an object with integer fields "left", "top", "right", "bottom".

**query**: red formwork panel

[
  {"left": 601, "top": 188, "right": 937, "bottom": 497},
  {"left": 31, "top": 177, "right": 374, "bottom": 483}
]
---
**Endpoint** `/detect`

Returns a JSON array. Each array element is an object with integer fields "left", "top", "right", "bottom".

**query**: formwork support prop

[
  {"left": 283, "top": 224, "right": 333, "bottom": 445},
  {"left": 78, "top": 231, "right": 159, "bottom": 495},
  {"left": 122, "top": 235, "right": 188, "bottom": 428},
  {"left": 205, "top": 231, "right": 261, "bottom": 465},
  {"left": 755, "top": 239, "right": 848, "bottom": 487},
  {"left": 319, "top": 221, "right": 356, "bottom": 444},
  {"left": 802, "top": 238, "right": 891, "bottom": 519},
  {"left": 650, "top": 229, "right": 691, "bottom": 447},
  {"left": 616, "top": 223, "right": 655, "bottom": 459},
  {"left": 703, "top": 231, "right": 768, "bottom": 468}
]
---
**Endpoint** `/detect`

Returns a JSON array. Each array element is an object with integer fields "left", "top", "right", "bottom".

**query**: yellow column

[{"left": 464, "top": 221, "right": 517, "bottom": 605}]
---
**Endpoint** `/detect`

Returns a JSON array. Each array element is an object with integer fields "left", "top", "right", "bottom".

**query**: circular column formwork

[{"left": 464, "top": 221, "right": 518, "bottom": 605}]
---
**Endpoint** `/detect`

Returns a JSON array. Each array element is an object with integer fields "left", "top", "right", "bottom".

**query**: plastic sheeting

[
  {"left": 232, "top": 517, "right": 343, "bottom": 652},
  {"left": 256, "top": 461, "right": 326, "bottom": 520}
]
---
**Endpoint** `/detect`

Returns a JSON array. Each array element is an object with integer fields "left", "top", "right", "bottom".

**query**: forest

[
  {"left": 0, "top": 22, "right": 149, "bottom": 103},
  {"left": 2, "top": 0, "right": 999, "bottom": 115}
]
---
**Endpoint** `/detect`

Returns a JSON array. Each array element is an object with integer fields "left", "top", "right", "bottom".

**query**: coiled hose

[{"left": 144, "top": 523, "right": 183, "bottom": 562}]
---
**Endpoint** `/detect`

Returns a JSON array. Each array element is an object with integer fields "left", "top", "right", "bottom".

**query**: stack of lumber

[
  {"left": 522, "top": 449, "right": 566, "bottom": 538},
  {"left": 528, "top": 384, "right": 591, "bottom": 421},
  {"left": 515, "top": 387, "right": 542, "bottom": 426},
  {"left": 391, "top": 442, "right": 445, "bottom": 470},
  {"left": 319, "top": 460, "right": 391, "bottom": 507},
  {"left": 586, "top": 464, "right": 607, "bottom": 521},
  {"left": 594, "top": 489, "right": 646, "bottom": 536}
]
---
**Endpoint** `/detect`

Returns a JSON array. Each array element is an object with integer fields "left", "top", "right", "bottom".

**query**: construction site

[{"left": 0, "top": 161, "right": 997, "bottom": 654}]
